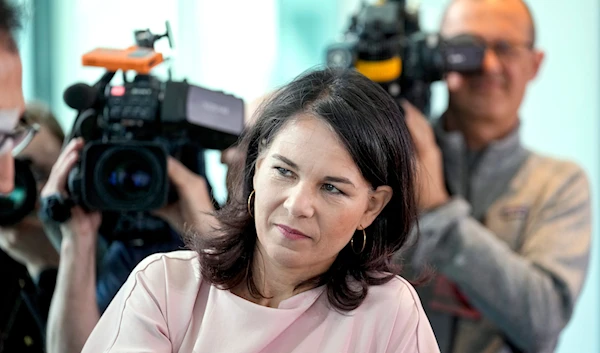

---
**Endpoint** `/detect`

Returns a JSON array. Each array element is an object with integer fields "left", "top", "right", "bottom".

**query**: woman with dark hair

[{"left": 81, "top": 67, "right": 440, "bottom": 353}]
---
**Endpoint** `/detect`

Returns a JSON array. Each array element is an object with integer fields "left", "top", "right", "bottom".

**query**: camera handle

[{"left": 38, "top": 193, "right": 74, "bottom": 224}]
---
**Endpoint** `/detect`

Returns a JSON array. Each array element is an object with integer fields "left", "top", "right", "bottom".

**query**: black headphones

[{"left": 0, "top": 159, "right": 38, "bottom": 227}]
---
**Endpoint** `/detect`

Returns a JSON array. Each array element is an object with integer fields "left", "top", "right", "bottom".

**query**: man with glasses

[
  {"left": 0, "top": 103, "right": 64, "bottom": 281},
  {"left": 0, "top": 102, "right": 65, "bottom": 350},
  {"left": 399, "top": 0, "right": 592, "bottom": 352},
  {"left": 0, "top": 2, "right": 62, "bottom": 351}
]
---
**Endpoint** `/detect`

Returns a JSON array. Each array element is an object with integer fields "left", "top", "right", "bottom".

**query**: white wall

[{"left": 175, "top": 0, "right": 278, "bottom": 203}]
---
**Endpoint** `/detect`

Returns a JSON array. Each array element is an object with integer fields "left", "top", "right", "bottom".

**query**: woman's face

[{"left": 252, "top": 114, "right": 392, "bottom": 275}]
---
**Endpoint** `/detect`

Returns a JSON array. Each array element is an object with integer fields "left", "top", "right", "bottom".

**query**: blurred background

[{"left": 10, "top": 0, "right": 600, "bottom": 351}]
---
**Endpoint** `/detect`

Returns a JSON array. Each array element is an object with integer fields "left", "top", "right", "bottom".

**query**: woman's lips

[{"left": 276, "top": 224, "right": 311, "bottom": 240}]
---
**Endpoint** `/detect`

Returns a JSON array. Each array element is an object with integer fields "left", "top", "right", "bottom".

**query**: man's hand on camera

[
  {"left": 40, "top": 138, "right": 101, "bottom": 242},
  {"left": 402, "top": 99, "right": 450, "bottom": 212},
  {"left": 153, "top": 157, "right": 217, "bottom": 236}
]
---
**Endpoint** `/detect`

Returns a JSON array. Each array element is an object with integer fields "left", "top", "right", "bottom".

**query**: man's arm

[
  {"left": 46, "top": 224, "right": 99, "bottom": 353},
  {"left": 409, "top": 166, "right": 591, "bottom": 352}
]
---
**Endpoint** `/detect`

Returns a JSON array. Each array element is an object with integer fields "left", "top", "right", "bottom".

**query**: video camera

[
  {"left": 326, "top": 0, "right": 486, "bottom": 116},
  {"left": 59, "top": 23, "right": 244, "bottom": 237}
]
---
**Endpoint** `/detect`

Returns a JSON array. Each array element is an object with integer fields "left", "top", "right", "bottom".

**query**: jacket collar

[{"left": 432, "top": 114, "right": 529, "bottom": 217}]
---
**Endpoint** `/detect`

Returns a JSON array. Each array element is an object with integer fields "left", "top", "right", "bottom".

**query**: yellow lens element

[{"left": 355, "top": 56, "right": 402, "bottom": 83}]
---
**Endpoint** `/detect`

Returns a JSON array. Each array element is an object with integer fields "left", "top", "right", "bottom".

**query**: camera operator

[
  {"left": 37, "top": 19, "right": 241, "bottom": 352},
  {"left": 398, "top": 0, "right": 592, "bottom": 352},
  {"left": 1, "top": 102, "right": 63, "bottom": 275},
  {"left": 0, "top": 102, "right": 64, "bottom": 342},
  {"left": 0, "top": 3, "right": 61, "bottom": 350},
  {"left": 41, "top": 137, "right": 217, "bottom": 353}
]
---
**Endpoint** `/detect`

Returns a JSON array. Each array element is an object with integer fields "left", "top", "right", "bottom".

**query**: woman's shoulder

[
  {"left": 129, "top": 250, "right": 203, "bottom": 290},
  {"left": 134, "top": 249, "right": 200, "bottom": 269},
  {"left": 359, "top": 275, "right": 440, "bottom": 352},
  {"left": 361, "top": 274, "right": 426, "bottom": 315}
]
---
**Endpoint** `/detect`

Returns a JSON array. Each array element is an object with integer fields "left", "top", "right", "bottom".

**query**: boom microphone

[{"left": 63, "top": 83, "right": 99, "bottom": 111}]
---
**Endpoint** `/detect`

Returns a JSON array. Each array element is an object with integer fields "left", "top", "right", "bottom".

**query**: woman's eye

[
  {"left": 323, "top": 183, "right": 342, "bottom": 194},
  {"left": 275, "top": 167, "right": 293, "bottom": 177}
]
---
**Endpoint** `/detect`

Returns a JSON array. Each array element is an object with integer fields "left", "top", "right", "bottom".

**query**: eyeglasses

[
  {"left": 0, "top": 110, "right": 40, "bottom": 157},
  {"left": 445, "top": 33, "right": 534, "bottom": 62},
  {"left": 486, "top": 39, "right": 534, "bottom": 60}
]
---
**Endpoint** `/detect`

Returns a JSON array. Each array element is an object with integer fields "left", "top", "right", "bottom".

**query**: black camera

[
  {"left": 65, "top": 76, "right": 244, "bottom": 213},
  {"left": 326, "top": 0, "right": 486, "bottom": 116},
  {"left": 62, "top": 24, "right": 244, "bottom": 222}
]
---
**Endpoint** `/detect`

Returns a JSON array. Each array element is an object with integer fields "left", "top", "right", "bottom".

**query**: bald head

[
  {"left": 438, "top": 0, "right": 545, "bottom": 148},
  {"left": 441, "top": 0, "right": 536, "bottom": 47}
]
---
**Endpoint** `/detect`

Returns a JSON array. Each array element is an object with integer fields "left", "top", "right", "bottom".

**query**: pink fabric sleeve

[
  {"left": 385, "top": 280, "right": 441, "bottom": 353},
  {"left": 81, "top": 253, "right": 173, "bottom": 353}
]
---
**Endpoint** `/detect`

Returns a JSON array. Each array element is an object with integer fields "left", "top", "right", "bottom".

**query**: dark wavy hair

[{"left": 187, "top": 67, "right": 419, "bottom": 311}]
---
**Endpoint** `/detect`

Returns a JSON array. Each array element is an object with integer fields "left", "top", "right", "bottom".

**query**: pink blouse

[{"left": 81, "top": 250, "right": 440, "bottom": 353}]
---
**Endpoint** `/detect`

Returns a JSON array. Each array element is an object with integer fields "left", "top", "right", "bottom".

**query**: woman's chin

[{"left": 265, "top": 246, "right": 308, "bottom": 269}]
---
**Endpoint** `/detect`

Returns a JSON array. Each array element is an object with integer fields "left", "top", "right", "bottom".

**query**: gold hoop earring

[
  {"left": 247, "top": 190, "right": 255, "bottom": 218},
  {"left": 351, "top": 226, "right": 367, "bottom": 254}
]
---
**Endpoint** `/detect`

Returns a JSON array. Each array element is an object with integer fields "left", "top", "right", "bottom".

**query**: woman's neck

[{"left": 232, "top": 246, "right": 328, "bottom": 308}]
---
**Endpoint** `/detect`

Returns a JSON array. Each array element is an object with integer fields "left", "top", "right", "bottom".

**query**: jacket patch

[{"left": 500, "top": 205, "right": 529, "bottom": 221}]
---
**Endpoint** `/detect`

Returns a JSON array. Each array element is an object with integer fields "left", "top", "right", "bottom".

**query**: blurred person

[
  {"left": 41, "top": 142, "right": 217, "bottom": 353},
  {"left": 1, "top": 102, "right": 64, "bottom": 278},
  {"left": 397, "top": 0, "right": 592, "bottom": 352},
  {"left": 0, "top": 102, "right": 64, "bottom": 340},
  {"left": 0, "top": 1, "right": 50, "bottom": 351}
]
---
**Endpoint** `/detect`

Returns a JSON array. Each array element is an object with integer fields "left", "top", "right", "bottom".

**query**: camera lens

[
  {"left": 106, "top": 161, "right": 153, "bottom": 196},
  {"left": 94, "top": 145, "right": 165, "bottom": 210}
]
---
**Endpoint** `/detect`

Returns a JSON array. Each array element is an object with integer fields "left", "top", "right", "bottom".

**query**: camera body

[
  {"left": 63, "top": 22, "right": 244, "bottom": 219},
  {"left": 67, "top": 74, "right": 244, "bottom": 213},
  {"left": 56, "top": 23, "right": 245, "bottom": 240},
  {"left": 326, "top": 0, "right": 486, "bottom": 116}
]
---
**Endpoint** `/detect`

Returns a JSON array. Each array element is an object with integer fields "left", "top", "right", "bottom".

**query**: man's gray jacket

[{"left": 399, "top": 117, "right": 592, "bottom": 353}]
